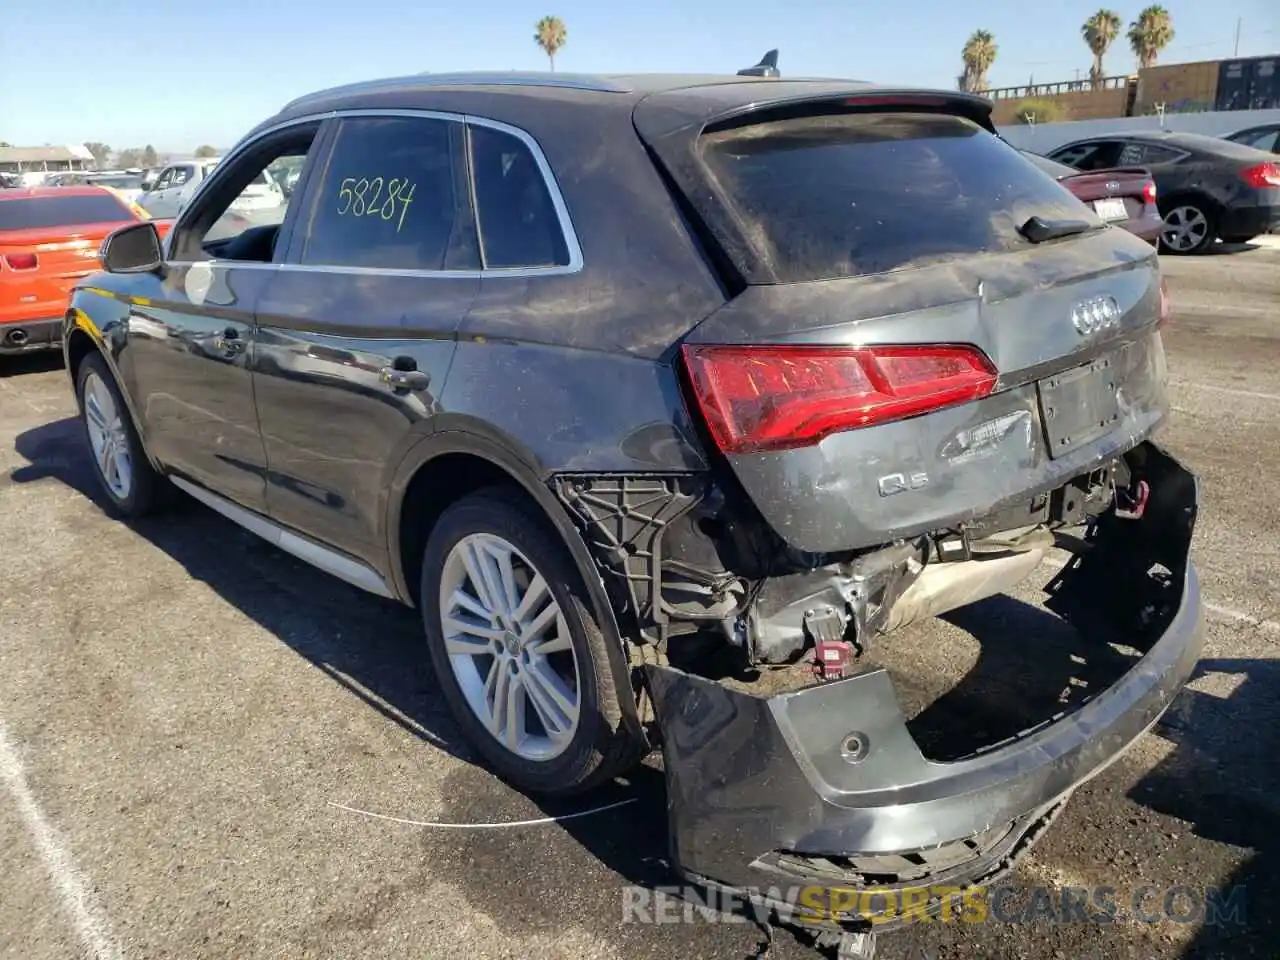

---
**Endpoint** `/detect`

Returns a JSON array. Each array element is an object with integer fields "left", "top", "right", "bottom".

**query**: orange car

[{"left": 0, "top": 186, "right": 173, "bottom": 356}]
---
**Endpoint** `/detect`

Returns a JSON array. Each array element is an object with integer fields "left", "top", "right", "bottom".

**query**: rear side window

[
  {"left": 469, "top": 124, "right": 569, "bottom": 269},
  {"left": 299, "top": 116, "right": 478, "bottom": 271},
  {"left": 698, "top": 112, "right": 1098, "bottom": 283},
  {"left": 1118, "top": 142, "right": 1183, "bottom": 165},
  {"left": 0, "top": 194, "right": 131, "bottom": 230}
]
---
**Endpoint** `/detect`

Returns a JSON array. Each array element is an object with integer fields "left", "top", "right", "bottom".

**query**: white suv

[{"left": 138, "top": 158, "right": 284, "bottom": 219}]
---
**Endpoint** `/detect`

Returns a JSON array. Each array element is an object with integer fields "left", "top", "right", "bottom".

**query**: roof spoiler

[{"left": 737, "top": 49, "right": 780, "bottom": 78}]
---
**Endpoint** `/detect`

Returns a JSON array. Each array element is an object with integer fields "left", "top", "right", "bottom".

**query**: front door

[
  {"left": 254, "top": 113, "right": 481, "bottom": 567},
  {"left": 121, "top": 123, "right": 327, "bottom": 512}
]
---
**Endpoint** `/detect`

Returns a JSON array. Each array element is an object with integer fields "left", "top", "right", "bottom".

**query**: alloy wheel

[
  {"left": 1161, "top": 206, "right": 1209, "bottom": 252},
  {"left": 438, "top": 532, "right": 581, "bottom": 761},
  {"left": 83, "top": 371, "right": 133, "bottom": 501}
]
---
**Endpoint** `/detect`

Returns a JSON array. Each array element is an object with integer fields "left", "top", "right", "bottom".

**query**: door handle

[
  {"left": 213, "top": 327, "right": 244, "bottom": 355},
  {"left": 380, "top": 357, "right": 430, "bottom": 391},
  {"left": 379, "top": 366, "right": 430, "bottom": 391}
]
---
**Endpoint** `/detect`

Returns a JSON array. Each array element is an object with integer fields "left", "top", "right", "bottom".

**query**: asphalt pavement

[{"left": 1, "top": 239, "right": 1278, "bottom": 960}]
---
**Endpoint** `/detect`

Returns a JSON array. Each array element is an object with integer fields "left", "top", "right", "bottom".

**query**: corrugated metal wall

[{"left": 1135, "top": 60, "right": 1221, "bottom": 115}]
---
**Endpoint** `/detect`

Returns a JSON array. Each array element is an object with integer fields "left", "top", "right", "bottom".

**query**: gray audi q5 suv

[{"left": 64, "top": 70, "right": 1203, "bottom": 939}]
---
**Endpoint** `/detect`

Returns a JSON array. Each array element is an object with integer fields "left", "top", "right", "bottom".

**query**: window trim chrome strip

[{"left": 165, "top": 107, "right": 583, "bottom": 279}]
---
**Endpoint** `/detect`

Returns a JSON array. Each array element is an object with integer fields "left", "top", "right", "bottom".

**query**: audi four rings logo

[{"left": 1071, "top": 296, "right": 1122, "bottom": 336}]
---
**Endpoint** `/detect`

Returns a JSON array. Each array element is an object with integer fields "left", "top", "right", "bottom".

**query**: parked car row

[
  {"left": 1023, "top": 150, "right": 1162, "bottom": 246},
  {"left": 1025, "top": 127, "right": 1280, "bottom": 254},
  {"left": 0, "top": 186, "right": 174, "bottom": 355}
]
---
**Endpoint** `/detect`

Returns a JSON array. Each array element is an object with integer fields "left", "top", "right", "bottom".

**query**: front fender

[{"left": 63, "top": 290, "right": 162, "bottom": 473}]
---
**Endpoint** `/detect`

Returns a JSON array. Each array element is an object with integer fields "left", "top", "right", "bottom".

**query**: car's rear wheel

[
  {"left": 420, "top": 490, "right": 645, "bottom": 795},
  {"left": 1159, "top": 203, "right": 1216, "bottom": 254},
  {"left": 76, "top": 352, "right": 160, "bottom": 518}
]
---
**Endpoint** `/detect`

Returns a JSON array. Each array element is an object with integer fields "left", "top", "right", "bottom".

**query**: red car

[
  {"left": 0, "top": 186, "right": 172, "bottom": 356},
  {"left": 1024, "top": 151, "right": 1162, "bottom": 246}
]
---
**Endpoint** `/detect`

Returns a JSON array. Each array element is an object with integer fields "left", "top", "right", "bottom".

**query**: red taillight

[
  {"left": 682, "top": 343, "right": 998, "bottom": 454},
  {"left": 1240, "top": 162, "right": 1280, "bottom": 188},
  {"left": 1142, "top": 180, "right": 1157, "bottom": 205},
  {"left": 3, "top": 252, "right": 38, "bottom": 270}
]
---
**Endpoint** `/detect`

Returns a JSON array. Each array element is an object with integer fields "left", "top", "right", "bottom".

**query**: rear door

[
  {"left": 642, "top": 103, "right": 1168, "bottom": 554},
  {"left": 253, "top": 111, "right": 480, "bottom": 565}
]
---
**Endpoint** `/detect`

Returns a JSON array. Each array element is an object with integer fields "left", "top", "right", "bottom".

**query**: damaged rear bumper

[{"left": 644, "top": 442, "right": 1203, "bottom": 929}]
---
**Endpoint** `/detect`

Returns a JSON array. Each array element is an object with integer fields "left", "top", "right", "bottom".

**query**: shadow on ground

[
  {"left": 1138, "top": 657, "right": 1280, "bottom": 958},
  {"left": 11, "top": 414, "right": 1276, "bottom": 959},
  {"left": 0, "top": 351, "right": 63, "bottom": 378}
]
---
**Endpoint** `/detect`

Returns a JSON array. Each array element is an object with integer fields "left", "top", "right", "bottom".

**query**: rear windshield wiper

[{"left": 1018, "top": 215, "right": 1094, "bottom": 244}]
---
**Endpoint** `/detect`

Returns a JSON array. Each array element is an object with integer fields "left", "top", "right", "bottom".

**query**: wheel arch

[
  {"left": 1156, "top": 189, "right": 1221, "bottom": 220},
  {"left": 386, "top": 426, "right": 646, "bottom": 740},
  {"left": 64, "top": 311, "right": 163, "bottom": 473}
]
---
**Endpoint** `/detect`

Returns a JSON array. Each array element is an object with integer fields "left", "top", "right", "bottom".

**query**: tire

[
  {"left": 420, "top": 489, "right": 646, "bottom": 795},
  {"left": 1159, "top": 202, "right": 1216, "bottom": 255},
  {"left": 75, "top": 351, "right": 160, "bottom": 518}
]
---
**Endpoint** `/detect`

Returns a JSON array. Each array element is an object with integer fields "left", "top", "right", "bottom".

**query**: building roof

[{"left": 0, "top": 145, "right": 94, "bottom": 163}]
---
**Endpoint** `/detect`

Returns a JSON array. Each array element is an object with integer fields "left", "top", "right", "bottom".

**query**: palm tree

[
  {"left": 1127, "top": 5, "right": 1175, "bottom": 70},
  {"left": 534, "top": 16, "right": 567, "bottom": 72},
  {"left": 1082, "top": 10, "right": 1122, "bottom": 89},
  {"left": 960, "top": 30, "right": 998, "bottom": 93}
]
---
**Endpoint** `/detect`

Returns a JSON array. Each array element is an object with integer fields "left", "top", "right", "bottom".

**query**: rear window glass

[
  {"left": 0, "top": 194, "right": 131, "bottom": 230},
  {"left": 1023, "top": 151, "right": 1077, "bottom": 179},
  {"left": 699, "top": 112, "right": 1100, "bottom": 282},
  {"left": 89, "top": 175, "right": 143, "bottom": 189}
]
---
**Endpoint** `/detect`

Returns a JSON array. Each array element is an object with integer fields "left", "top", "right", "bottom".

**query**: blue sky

[{"left": 2, "top": 0, "right": 1275, "bottom": 151}]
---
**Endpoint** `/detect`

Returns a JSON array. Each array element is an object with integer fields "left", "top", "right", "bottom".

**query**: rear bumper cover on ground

[
  {"left": 0, "top": 317, "right": 62, "bottom": 355},
  {"left": 645, "top": 442, "right": 1202, "bottom": 928}
]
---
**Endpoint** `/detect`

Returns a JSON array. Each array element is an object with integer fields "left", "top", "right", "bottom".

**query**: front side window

[
  {"left": 168, "top": 124, "right": 319, "bottom": 262},
  {"left": 153, "top": 167, "right": 177, "bottom": 191},
  {"left": 170, "top": 165, "right": 194, "bottom": 187},
  {"left": 469, "top": 124, "right": 569, "bottom": 269},
  {"left": 297, "top": 116, "right": 477, "bottom": 271},
  {"left": 1050, "top": 142, "right": 1122, "bottom": 170}
]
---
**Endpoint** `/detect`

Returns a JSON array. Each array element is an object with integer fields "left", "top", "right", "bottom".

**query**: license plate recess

[{"left": 1038, "top": 355, "right": 1120, "bottom": 459}]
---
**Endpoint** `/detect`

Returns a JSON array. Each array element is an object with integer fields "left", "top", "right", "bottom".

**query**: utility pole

[{"left": 1234, "top": 17, "right": 1241, "bottom": 57}]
